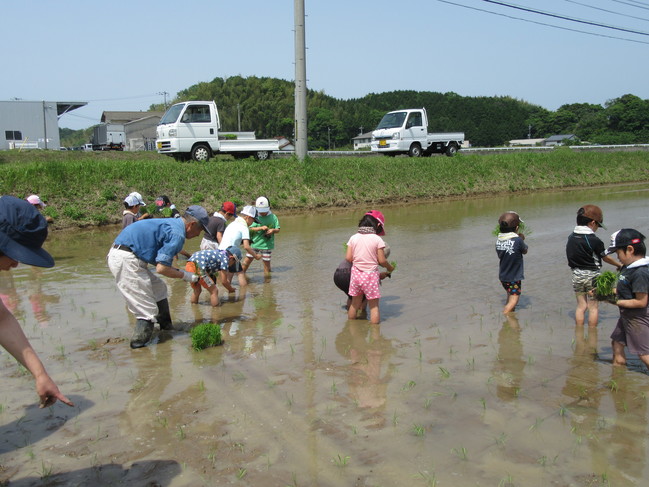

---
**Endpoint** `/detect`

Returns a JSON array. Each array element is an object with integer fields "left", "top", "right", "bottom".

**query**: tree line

[{"left": 61, "top": 76, "right": 649, "bottom": 149}]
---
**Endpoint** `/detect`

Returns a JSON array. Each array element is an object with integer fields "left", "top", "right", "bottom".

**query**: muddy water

[{"left": 2, "top": 184, "right": 649, "bottom": 486}]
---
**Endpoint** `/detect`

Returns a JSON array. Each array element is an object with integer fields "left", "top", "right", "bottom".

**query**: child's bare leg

[
  {"left": 208, "top": 285, "right": 220, "bottom": 307},
  {"left": 241, "top": 256, "right": 253, "bottom": 272},
  {"left": 237, "top": 271, "right": 248, "bottom": 287},
  {"left": 348, "top": 295, "right": 363, "bottom": 320},
  {"left": 574, "top": 293, "right": 588, "bottom": 326},
  {"left": 368, "top": 298, "right": 380, "bottom": 325},
  {"left": 262, "top": 259, "right": 272, "bottom": 276},
  {"left": 586, "top": 296, "right": 599, "bottom": 327},
  {"left": 190, "top": 282, "right": 201, "bottom": 304},
  {"left": 503, "top": 294, "right": 520, "bottom": 314},
  {"left": 612, "top": 340, "right": 627, "bottom": 366}
]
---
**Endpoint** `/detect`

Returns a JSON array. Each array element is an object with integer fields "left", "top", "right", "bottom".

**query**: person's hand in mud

[{"left": 37, "top": 373, "right": 74, "bottom": 408}]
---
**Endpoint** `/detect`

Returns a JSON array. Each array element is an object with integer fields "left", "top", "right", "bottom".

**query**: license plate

[{"left": 379, "top": 140, "right": 387, "bottom": 147}]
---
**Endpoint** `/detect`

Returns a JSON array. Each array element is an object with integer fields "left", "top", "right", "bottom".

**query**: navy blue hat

[{"left": 0, "top": 195, "right": 54, "bottom": 268}]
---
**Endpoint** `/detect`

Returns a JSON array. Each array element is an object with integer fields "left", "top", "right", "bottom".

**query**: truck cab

[
  {"left": 371, "top": 108, "right": 464, "bottom": 157},
  {"left": 157, "top": 101, "right": 221, "bottom": 161},
  {"left": 156, "top": 101, "right": 278, "bottom": 161}
]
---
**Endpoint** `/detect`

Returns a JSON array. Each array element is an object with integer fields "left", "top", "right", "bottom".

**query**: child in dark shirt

[
  {"left": 603, "top": 229, "right": 649, "bottom": 371},
  {"left": 495, "top": 211, "right": 528, "bottom": 314},
  {"left": 566, "top": 205, "right": 620, "bottom": 327}
]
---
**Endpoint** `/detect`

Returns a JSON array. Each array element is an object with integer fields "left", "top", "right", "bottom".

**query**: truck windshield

[
  {"left": 159, "top": 104, "right": 184, "bottom": 125},
  {"left": 376, "top": 112, "right": 407, "bottom": 130}
]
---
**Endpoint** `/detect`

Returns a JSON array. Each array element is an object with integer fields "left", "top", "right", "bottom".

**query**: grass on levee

[{"left": 1, "top": 148, "right": 648, "bottom": 229}]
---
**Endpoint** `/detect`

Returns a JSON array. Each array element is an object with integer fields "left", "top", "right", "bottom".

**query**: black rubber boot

[
  {"left": 155, "top": 299, "right": 174, "bottom": 330},
  {"left": 130, "top": 319, "right": 154, "bottom": 349}
]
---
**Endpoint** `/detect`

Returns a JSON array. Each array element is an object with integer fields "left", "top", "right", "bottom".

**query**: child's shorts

[
  {"left": 349, "top": 267, "right": 381, "bottom": 300},
  {"left": 185, "top": 262, "right": 215, "bottom": 289},
  {"left": 610, "top": 314, "right": 649, "bottom": 356},
  {"left": 571, "top": 268, "right": 598, "bottom": 294},
  {"left": 247, "top": 249, "right": 272, "bottom": 262},
  {"left": 501, "top": 280, "right": 522, "bottom": 296}
]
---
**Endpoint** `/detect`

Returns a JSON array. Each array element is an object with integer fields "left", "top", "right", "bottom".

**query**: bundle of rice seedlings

[
  {"left": 190, "top": 322, "right": 222, "bottom": 351},
  {"left": 492, "top": 221, "right": 532, "bottom": 237},
  {"left": 593, "top": 271, "right": 618, "bottom": 303}
]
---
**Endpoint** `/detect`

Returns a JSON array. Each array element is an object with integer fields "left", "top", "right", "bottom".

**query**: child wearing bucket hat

[
  {"left": 0, "top": 195, "right": 73, "bottom": 408},
  {"left": 566, "top": 205, "right": 621, "bottom": 327},
  {"left": 495, "top": 211, "right": 528, "bottom": 314},
  {"left": 604, "top": 229, "right": 649, "bottom": 371},
  {"left": 345, "top": 210, "right": 394, "bottom": 324}
]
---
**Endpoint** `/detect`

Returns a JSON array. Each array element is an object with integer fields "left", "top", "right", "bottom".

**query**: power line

[
  {"left": 83, "top": 94, "right": 161, "bottom": 102},
  {"left": 608, "top": 0, "right": 649, "bottom": 11},
  {"left": 435, "top": 0, "right": 649, "bottom": 44},
  {"left": 563, "top": 0, "right": 649, "bottom": 23},
  {"left": 480, "top": 0, "right": 649, "bottom": 36}
]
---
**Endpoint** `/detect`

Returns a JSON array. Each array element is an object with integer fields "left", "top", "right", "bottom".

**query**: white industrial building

[{"left": 0, "top": 100, "right": 87, "bottom": 150}]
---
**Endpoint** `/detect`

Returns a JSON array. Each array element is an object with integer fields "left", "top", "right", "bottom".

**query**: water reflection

[
  {"left": 336, "top": 322, "right": 394, "bottom": 427},
  {"left": 492, "top": 314, "right": 526, "bottom": 401}
]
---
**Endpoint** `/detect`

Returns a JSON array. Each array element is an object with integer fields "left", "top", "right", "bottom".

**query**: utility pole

[
  {"left": 158, "top": 91, "right": 169, "bottom": 108},
  {"left": 237, "top": 103, "right": 241, "bottom": 131},
  {"left": 294, "top": 0, "right": 307, "bottom": 161}
]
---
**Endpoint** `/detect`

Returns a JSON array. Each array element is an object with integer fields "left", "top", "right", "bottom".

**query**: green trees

[{"left": 60, "top": 76, "right": 649, "bottom": 148}]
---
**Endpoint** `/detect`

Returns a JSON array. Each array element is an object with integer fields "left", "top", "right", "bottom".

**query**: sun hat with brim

[
  {"left": 26, "top": 194, "right": 46, "bottom": 208},
  {"left": 604, "top": 228, "right": 646, "bottom": 255},
  {"left": 126, "top": 192, "right": 146, "bottom": 206},
  {"left": 241, "top": 205, "right": 260, "bottom": 223},
  {"left": 0, "top": 195, "right": 54, "bottom": 268},
  {"left": 365, "top": 210, "right": 386, "bottom": 236}
]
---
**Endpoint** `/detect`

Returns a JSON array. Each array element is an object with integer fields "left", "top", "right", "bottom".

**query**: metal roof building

[{"left": 0, "top": 100, "right": 87, "bottom": 150}]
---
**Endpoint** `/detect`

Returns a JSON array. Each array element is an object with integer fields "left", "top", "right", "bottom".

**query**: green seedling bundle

[
  {"left": 190, "top": 322, "right": 223, "bottom": 350},
  {"left": 593, "top": 270, "right": 618, "bottom": 302},
  {"left": 492, "top": 221, "right": 532, "bottom": 237}
]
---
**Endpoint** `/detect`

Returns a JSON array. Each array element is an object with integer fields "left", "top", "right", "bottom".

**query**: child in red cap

[{"left": 345, "top": 210, "right": 394, "bottom": 324}]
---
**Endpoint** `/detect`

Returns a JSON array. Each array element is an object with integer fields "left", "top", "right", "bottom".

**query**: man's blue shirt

[{"left": 114, "top": 218, "right": 185, "bottom": 266}]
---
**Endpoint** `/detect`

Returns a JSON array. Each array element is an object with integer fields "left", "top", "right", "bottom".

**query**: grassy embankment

[{"left": 1, "top": 149, "right": 648, "bottom": 229}]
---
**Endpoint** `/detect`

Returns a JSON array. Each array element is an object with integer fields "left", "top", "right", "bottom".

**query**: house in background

[
  {"left": 0, "top": 100, "right": 87, "bottom": 150},
  {"left": 508, "top": 138, "right": 546, "bottom": 146},
  {"left": 99, "top": 111, "right": 164, "bottom": 151},
  {"left": 544, "top": 134, "right": 577, "bottom": 146},
  {"left": 352, "top": 132, "right": 373, "bottom": 150}
]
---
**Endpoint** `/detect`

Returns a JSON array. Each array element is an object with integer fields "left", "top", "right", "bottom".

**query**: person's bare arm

[
  {"left": 0, "top": 301, "right": 73, "bottom": 407},
  {"left": 377, "top": 248, "right": 394, "bottom": 273},
  {"left": 242, "top": 240, "right": 261, "bottom": 260},
  {"left": 219, "top": 270, "right": 236, "bottom": 293},
  {"left": 156, "top": 263, "right": 198, "bottom": 282},
  {"left": 603, "top": 255, "right": 621, "bottom": 269},
  {"left": 617, "top": 292, "right": 648, "bottom": 309}
]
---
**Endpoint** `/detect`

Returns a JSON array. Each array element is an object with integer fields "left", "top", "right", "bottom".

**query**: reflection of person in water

[
  {"left": 335, "top": 321, "right": 394, "bottom": 421},
  {"left": 561, "top": 326, "right": 601, "bottom": 409},
  {"left": 492, "top": 314, "right": 526, "bottom": 401},
  {"left": 0, "top": 269, "right": 24, "bottom": 322},
  {"left": 28, "top": 268, "right": 60, "bottom": 328}
]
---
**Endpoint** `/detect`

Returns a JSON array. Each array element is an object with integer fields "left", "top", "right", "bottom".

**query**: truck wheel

[
  {"left": 445, "top": 143, "right": 458, "bottom": 157},
  {"left": 191, "top": 144, "right": 211, "bottom": 162},
  {"left": 408, "top": 144, "right": 422, "bottom": 157},
  {"left": 254, "top": 150, "right": 271, "bottom": 161}
]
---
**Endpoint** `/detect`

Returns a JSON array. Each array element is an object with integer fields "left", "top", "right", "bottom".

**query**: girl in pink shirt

[{"left": 346, "top": 210, "right": 394, "bottom": 324}]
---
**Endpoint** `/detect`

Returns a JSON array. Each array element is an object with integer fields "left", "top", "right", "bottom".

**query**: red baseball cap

[
  {"left": 366, "top": 210, "right": 385, "bottom": 235},
  {"left": 221, "top": 201, "right": 237, "bottom": 215}
]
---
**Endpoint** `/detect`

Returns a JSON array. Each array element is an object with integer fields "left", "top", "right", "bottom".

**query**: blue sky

[{"left": 3, "top": 0, "right": 648, "bottom": 130}]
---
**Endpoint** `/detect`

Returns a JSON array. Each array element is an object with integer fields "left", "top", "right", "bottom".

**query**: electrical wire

[
  {"left": 435, "top": 0, "right": 649, "bottom": 44},
  {"left": 607, "top": 0, "right": 649, "bottom": 12},
  {"left": 563, "top": 0, "right": 649, "bottom": 22},
  {"left": 480, "top": 0, "right": 649, "bottom": 36}
]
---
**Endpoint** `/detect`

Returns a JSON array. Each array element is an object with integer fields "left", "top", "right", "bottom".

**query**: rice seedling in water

[
  {"left": 332, "top": 454, "right": 350, "bottom": 467},
  {"left": 402, "top": 380, "right": 416, "bottom": 391},
  {"left": 237, "top": 468, "right": 247, "bottom": 479},
  {"left": 495, "top": 432, "right": 507, "bottom": 447},
  {"left": 451, "top": 447, "right": 468, "bottom": 460},
  {"left": 417, "top": 470, "right": 438, "bottom": 487},
  {"left": 412, "top": 424, "right": 425, "bottom": 437},
  {"left": 190, "top": 322, "right": 222, "bottom": 350},
  {"left": 438, "top": 366, "right": 450, "bottom": 379},
  {"left": 492, "top": 220, "right": 532, "bottom": 237}
]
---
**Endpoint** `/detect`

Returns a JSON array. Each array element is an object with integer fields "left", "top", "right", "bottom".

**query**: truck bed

[{"left": 219, "top": 139, "right": 279, "bottom": 152}]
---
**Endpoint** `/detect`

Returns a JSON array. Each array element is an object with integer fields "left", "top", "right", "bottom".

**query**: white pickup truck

[
  {"left": 370, "top": 108, "right": 464, "bottom": 157},
  {"left": 156, "top": 101, "right": 279, "bottom": 161}
]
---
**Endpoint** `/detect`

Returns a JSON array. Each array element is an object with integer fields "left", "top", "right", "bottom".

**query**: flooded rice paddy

[{"left": 2, "top": 184, "right": 649, "bottom": 486}]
